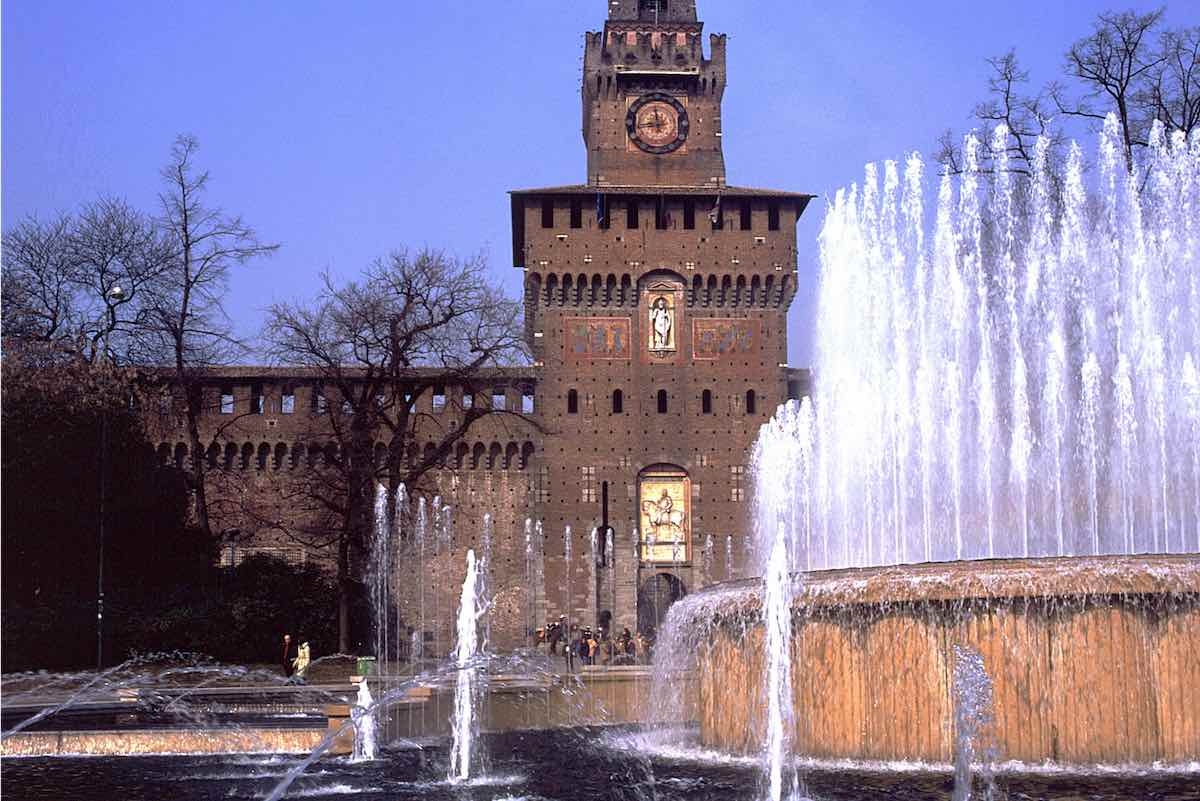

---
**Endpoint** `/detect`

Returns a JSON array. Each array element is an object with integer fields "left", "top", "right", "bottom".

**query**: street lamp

[{"left": 96, "top": 285, "right": 126, "bottom": 670}]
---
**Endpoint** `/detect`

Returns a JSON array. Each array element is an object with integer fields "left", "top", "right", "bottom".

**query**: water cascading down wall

[
  {"left": 695, "top": 119, "right": 1200, "bottom": 768},
  {"left": 696, "top": 557, "right": 1199, "bottom": 766}
]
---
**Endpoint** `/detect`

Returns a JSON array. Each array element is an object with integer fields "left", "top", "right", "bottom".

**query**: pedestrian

[
  {"left": 586, "top": 629, "right": 598, "bottom": 666},
  {"left": 281, "top": 634, "right": 293, "bottom": 677},
  {"left": 292, "top": 641, "right": 311, "bottom": 681},
  {"left": 621, "top": 628, "right": 635, "bottom": 658},
  {"left": 564, "top": 623, "right": 577, "bottom": 672},
  {"left": 580, "top": 628, "right": 589, "bottom": 665}
]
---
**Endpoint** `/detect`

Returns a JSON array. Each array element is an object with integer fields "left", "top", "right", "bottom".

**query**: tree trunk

[
  {"left": 338, "top": 536, "right": 352, "bottom": 654},
  {"left": 184, "top": 385, "right": 212, "bottom": 538}
]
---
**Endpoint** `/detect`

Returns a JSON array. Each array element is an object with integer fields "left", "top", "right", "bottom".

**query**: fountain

[
  {"left": 448, "top": 549, "right": 484, "bottom": 782},
  {"left": 654, "top": 118, "right": 1200, "bottom": 789},
  {"left": 350, "top": 680, "right": 378, "bottom": 762}
]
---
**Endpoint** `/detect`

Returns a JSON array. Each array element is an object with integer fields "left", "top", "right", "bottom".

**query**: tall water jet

[
  {"left": 951, "top": 647, "right": 996, "bottom": 801},
  {"left": 762, "top": 526, "right": 795, "bottom": 801},
  {"left": 448, "top": 549, "right": 483, "bottom": 782},
  {"left": 351, "top": 680, "right": 378, "bottom": 762}
]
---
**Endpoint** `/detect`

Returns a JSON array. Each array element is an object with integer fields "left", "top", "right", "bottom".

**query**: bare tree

[
  {"left": 1049, "top": 8, "right": 1167, "bottom": 172},
  {"left": 937, "top": 51, "right": 1064, "bottom": 178},
  {"left": 261, "top": 250, "right": 534, "bottom": 651},
  {"left": 137, "top": 135, "right": 278, "bottom": 541},
  {"left": 2, "top": 200, "right": 168, "bottom": 365},
  {"left": 1143, "top": 24, "right": 1200, "bottom": 137}
]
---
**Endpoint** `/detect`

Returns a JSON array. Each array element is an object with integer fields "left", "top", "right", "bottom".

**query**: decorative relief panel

[
  {"left": 566, "top": 317, "right": 631, "bottom": 361},
  {"left": 692, "top": 319, "right": 760, "bottom": 360},
  {"left": 639, "top": 468, "right": 690, "bottom": 564}
]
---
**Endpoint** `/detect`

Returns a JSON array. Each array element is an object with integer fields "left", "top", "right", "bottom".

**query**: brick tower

[{"left": 511, "top": 0, "right": 813, "bottom": 640}]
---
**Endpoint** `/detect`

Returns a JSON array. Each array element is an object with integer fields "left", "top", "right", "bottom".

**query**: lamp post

[{"left": 97, "top": 285, "right": 126, "bottom": 670}]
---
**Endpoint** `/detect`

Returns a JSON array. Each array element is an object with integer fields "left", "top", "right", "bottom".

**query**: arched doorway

[{"left": 637, "top": 572, "right": 687, "bottom": 638}]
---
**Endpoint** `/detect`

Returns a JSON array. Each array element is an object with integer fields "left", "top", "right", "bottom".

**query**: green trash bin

[{"left": 356, "top": 656, "right": 377, "bottom": 677}]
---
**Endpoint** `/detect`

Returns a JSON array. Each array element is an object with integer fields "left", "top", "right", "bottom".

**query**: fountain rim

[{"left": 692, "top": 553, "right": 1200, "bottom": 608}]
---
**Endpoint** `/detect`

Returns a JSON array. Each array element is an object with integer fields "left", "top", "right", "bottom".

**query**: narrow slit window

[
  {"left": 612, "top": 389, "right": 624, "bottom": 415},
  {"left": 655, "top": 197, "right": 667, "bottom": 230},
  {"left": 702, "top": 389, "right": 713, "bottom": 415},
  {"left": 657, "top": 389, "right": 668, "bottom": 414},
  {"left": 568, "top": 389, "right": 579, "bottom": 415},
  {"left": 251, "top": 383, "right": 264, "bottom": 415},
  {"left": 746, "top": 390, "right": 757, "bottom": 415}
]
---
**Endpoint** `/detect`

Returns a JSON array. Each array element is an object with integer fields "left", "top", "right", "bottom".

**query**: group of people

[
  {"left": 542, "top": 617, "right": 651, "bottom": 670},
  {"left": 281, "top": 633, "right": 311, "bottom": 681}
]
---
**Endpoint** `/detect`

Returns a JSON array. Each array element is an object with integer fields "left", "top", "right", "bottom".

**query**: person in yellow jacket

[{"left": 292, "top": 641, "right": 311, "bottom": 680}]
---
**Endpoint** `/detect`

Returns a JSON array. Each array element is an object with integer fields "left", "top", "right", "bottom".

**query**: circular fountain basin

[{"left": 693, "top": 554, "right": 1200, "bottom": 768}]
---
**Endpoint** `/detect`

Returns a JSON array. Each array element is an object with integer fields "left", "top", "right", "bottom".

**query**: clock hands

[{"left": 638, "top": 110, "right": 669, "bottom": 133}]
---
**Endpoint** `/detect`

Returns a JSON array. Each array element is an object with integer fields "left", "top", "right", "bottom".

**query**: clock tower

[
  {"left": 510, "top": 1, "right": 812, "bottom": 640},
  {"left": 583, "top": 0, "right": 726, "bottom": 187}
]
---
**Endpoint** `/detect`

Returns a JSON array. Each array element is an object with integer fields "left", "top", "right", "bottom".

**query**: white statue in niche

[{"left": 649, "top": 295, "right": 674, "bottom": 351}]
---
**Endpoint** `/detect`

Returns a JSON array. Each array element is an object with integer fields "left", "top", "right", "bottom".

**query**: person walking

[
  {"left": 586, "top": 629, "right": 598, "bottom": 666},
  {"left": 563, "top": 623, "right": 577, "bottom": 672},
  {"left": 292, "top": 641, "right": 311, "bottom": 681},
  {"left": 281, "top": 634, "right": 293, "bottom": 677}
]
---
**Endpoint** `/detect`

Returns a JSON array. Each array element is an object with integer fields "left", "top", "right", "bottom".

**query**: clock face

[{"left": 626, "top": 93, "right": 689, "bottom": 155}]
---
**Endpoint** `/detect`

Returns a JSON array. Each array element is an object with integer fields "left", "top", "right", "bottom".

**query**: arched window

[
  {"left": 568, "top": 389, "right": 579, "bottom": 414},
  {"left": 612, "top": 389, "right": 624, "bottom": 414},
  {"left": 746, "top": 390, "right": 757, "bottom": 415},
  {"left": 657, "top": 389, "right": 668, "bottom": 414},
  {"left": 702, "top": 389, "right": 713, "bottom": 415}
]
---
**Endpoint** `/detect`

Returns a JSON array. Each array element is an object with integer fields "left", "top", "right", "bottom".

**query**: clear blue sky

[{"left": 3, "top": 1, "right": 1191, "bottom": 366}]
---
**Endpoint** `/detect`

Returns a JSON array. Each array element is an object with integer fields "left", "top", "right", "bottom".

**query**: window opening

[
  {"left": 612, "top": 389, "right": 624, "bottom": 415},
  {"left": 568, "top": 389, "right": 579, "bottom": 415},
  {"left": 541, "top": 198, "right": 554, "bottom": 228},
  {"left": 281, "top": 386, "right": 295, "bottom": 414},
  {"left": 522, "top": 386, "right": 535, "bottom": 415},
  {"left": 570, "top": 199, "right": 583, "bottom": 229},
  {"left": 433, "top": 385, "right": 446, "bottom": 412},
  {"left": 702, "top": 389, "right": 713, "bottom": 415},
  {"left": 657, "top": 389, "right": 668, "bottom": 414},
  {"left": 251, "top": 383, "right": 264, "bottom": 414},
  {"left": 683, "top": 200, "right": 696, "bottom": 230},
  {"left": 746, "top": 390, "right": 758, "bottom": 415},
  {"left": 582, "top": 466, "right": 597, "bottom": 503},
  {"left": 220, "top": 386, "right": 235, "bottom": 415},
  {"left": 768, "top": 203, "right": 781, "bottom": 231},
  {"left": 626, "top": 199, "right": 639, "bottom": 230},
  {"left": 731, "top": 465, "right": 746, "bottom": 502}
]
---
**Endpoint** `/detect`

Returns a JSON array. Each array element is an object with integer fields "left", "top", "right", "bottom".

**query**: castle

[{"left": 145, "top": 0, "right": 812, "bottom": 651}]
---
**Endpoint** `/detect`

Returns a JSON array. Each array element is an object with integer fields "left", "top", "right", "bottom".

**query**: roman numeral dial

[{"left": 626, "top": 93, "right": 689, "bottom": 155}]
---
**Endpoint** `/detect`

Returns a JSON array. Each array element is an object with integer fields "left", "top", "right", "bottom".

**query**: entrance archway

[{"left": 637, "top": 572, "right": 687, "bottom": 638}]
